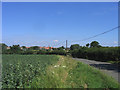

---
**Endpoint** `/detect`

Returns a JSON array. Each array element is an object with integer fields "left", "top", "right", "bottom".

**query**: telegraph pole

[{"left": 66, "top": 40, "right": 67, "bottom": 51}]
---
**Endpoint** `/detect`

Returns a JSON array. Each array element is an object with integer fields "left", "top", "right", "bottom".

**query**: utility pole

[{"left": 66, "top": 40, "right": 67, "bottom": 51}]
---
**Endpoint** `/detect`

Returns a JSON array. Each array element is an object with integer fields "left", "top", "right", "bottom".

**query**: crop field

[
  {"left": 2, "top": 55, "right": 120, "bottom": 88},
  {"left": 2, "top": 55, "right": 59, "bottom": 88}
]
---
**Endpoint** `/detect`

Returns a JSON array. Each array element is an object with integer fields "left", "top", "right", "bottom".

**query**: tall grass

[{"left": 27, "top": 56, "right": 119, "bottom": 88}]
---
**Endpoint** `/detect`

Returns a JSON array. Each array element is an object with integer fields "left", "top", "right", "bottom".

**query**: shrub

[
  {"left": 22, "top": 50, "right": 35, "bottom": 55},
  {"left": 71, "top": 47, "right": 119, "bottom": 62},
  {"left": 37, "top": 50, "right": 47, "bottom": 54}
]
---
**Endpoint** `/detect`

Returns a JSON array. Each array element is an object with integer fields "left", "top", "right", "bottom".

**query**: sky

[{"left": 2, "top": 2, "right": 118, "bottom": 47}]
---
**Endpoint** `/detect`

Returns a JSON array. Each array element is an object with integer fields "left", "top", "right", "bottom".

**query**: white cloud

[{"left": 54, "top": 40, "right": 58, "bottom": 42}]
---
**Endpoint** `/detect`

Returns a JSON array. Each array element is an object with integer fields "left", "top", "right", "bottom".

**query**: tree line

[
  {"left": 70, "top": 41, "right": 119, "bottom": 62},
  {"left": 0, "top": 44, "right": 66, "bottom": 55},
  {"left": 0, "top": 41, "right": 119, "bottom": 62}
]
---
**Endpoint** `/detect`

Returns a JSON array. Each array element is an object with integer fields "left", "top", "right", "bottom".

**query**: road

[{"left": 73, "top": 58, "right": 120, "bottom": 83}]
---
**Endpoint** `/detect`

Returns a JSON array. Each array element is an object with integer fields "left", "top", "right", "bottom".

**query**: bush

[
  {"left": 51, "top": 50, "right": 66, "bottom": 55},
  {"left": 37, "top": 50, "right": 47, "bottom": 54},
  {"left": 21, "top": 50, "right": 35, "bottom": 55},
  {"left": 37, "top": 50, "right": 66, "bottom": 55},
  {"left": 71, "top": 47, "right": 119, "bottom": 62}
]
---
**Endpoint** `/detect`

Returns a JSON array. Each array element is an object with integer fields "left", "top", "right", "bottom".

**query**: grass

[
  {"left": 2, "top": 55, "right": 120, "bottom": 88},
  {"left": 26, "top": 56, "right": 120, "bottom": 88},
  {"left": 107, "top": 60, "right": 120, "bottom": 64}
]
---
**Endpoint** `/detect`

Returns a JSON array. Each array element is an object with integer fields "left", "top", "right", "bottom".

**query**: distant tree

[
  {"left": 61, "top": 46, "right": 65, "bottom": 49},
  {"left": 21, "top": 46, "right": 27, "bottom": 51},
  {"left": 30, "top": 46, "right": 40, "bottom": 50},
  {"left": 0, "top": 43, "right": 8, "bottom": 53},
  {"left": 52, "top": 48, "right": 57, "bottom": 50},
  {"left": 70, "top": 44, "right": 80, "bottom": 50},
  {"left": 22, "top": 46, "right": 26, "bottom": 49},
  {"left": 10, "top": 45, "right": 21, "bottom": 54},
  {"left": 90, "top": 41, "right": 101, "bottom": 48},
  {"left": 86, "top": 43, "right": 89, "bottom": 47},
  {"left": 57, "top": 46, "right": 65, "bottom": 50}
]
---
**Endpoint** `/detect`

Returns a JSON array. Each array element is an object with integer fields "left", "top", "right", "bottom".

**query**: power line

[
  {"left": 50, "top": 26, "right": 119, "bottom": 47},
  {"left": 69, "top": 26, "right": 120, "bottom": 44}
]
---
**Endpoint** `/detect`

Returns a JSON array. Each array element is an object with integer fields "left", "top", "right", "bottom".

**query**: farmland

[
  {"left": 2, "top": 55, "right": 120, "bottom": 88},
  {"left": 2, "top": 55, "right": 59, "bottom": 88}
]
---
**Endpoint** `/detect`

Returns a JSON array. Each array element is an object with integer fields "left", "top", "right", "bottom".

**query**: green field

[{"left": 2, "top": 55, "right": 120, "bottom": 88}]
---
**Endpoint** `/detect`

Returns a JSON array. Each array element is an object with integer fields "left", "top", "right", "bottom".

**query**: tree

[
  {"left": 10, "top": 45, "right": 21, "bottom": 54},
  {"left": 52, "top": 48, "right": 57, "bottom": 50},
  {"left": 22, "top": 46, "right": 27, "bottom": 51},
  {"left": 22, "top": 46, "right": 26, "bottom": 49},
  {"left": 86, "top": 43, "right": 89, "bottom": 47},
  {"left": 70, "top": 44, "right": 80, "bottom": 50},
  {"left": 90, "top": 41, "right": 100, "bottom": 48},
  {"left": 61, "top": 46, "right": 65, "bottom": 49},
  {"left": 30, "top": 46, "right": 40, "bottom": 50},
  {"left": 57, "top": 46, "right": 65, "bottom": 50},
  {"left": 0, "top": 43, "right": 8, "bottom": 53}
]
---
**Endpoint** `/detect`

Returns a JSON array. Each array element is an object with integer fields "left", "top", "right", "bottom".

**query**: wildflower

[
  {"left": 62, "top": 66, "right": 66, "bottom": 68},
  {"left": 54, "top": 65, "right": 59, "bottom": 67},
  {"left": 54, "top": 65, "right": 57, "bottom": 67}
]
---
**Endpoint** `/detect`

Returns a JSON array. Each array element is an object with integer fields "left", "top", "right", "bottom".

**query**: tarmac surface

[{"left": 73, "top": 58, "right": 120, "bottom": 83}]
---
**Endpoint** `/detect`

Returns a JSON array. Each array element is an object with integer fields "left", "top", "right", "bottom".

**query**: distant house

[
  {"left": 39, "top": 47, "right": 53, "bottom": 50},
  {"left": 26, "top": 47, "right": 30, "bottom": 49},
  {"left": 7, "top": 47, "right": 10, "bottom": 49},
  {"left": 20, "top": 47, "right": 23, "bottom": 49},
  {"left": 7, "top": 46, "right": 54, "bottom": 50}
]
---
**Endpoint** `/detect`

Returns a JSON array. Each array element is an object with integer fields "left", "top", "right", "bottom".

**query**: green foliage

[
  {"left": 21, "top": 50, "right": 35, "bottom": 55},
  {"left": 2, "top": 55, "right": 59, "bottom": 88},
  {"left": 10, "top": 45, "right": 22, "bottom": 54},
  {"left": 37, "top": 49, "right": 66, "bottom": 55},
  {"left": 2, "top": 55, "right": 119, "bottom": 88},
  {"left": 37, "top": 50, "right": 47, "bottom": 54},
  {"left": 21, "top": 46, "right": 27, "bottom": 51},
  {"left": 21, "top": 46, "right": 26, "bottom": 49},
  {"left": 50, "top": 50, "right": 66, "bottom": 55},
  {"left": 67, "top": 62, "right": 119, "bottom": 88},
  {"left": 0, "top": 43, "right": 8, "bottom": 54},
  {"left": 71, "top": 47, "right": 119, "bottom": 62},
  {"left": 86, "top": 43, "right": 89, "bottom": 47},
  {"left": 70, "top": 44, "right": 80, "bottom": 50},
  {"left": 29, "top": 46, "right": 40, "bottom": 50},
  {"left": 90, "top": 41, "right": 101, "bottom": 48},
  {"left": 25, "top": 56, "right": 119, "bottom": 88},
  {"left": 57, "top": 46, "right": 65, "bottom": 50}
]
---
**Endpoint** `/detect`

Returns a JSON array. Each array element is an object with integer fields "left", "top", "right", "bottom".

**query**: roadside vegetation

[
  {"left": 1, "top": 41, "right": 120, "bottom": 88},
  {"left": 2, "top": 55, "right": 119, "bottom": 88},
  {"left": 0, "top": 41, "right": 119, "bottom": 63}
]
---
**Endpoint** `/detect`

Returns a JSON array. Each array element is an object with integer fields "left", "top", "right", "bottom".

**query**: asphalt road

[{"left": 73, "top": 58, "right": 120, "bottom": 83}]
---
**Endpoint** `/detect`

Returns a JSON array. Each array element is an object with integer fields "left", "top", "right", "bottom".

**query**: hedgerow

[{"left": 71, "top": 47, "right": 119, "bottom": 62}]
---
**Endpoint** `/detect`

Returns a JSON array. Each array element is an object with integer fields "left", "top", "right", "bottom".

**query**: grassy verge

[
  {"left": 107, "top": 60, "right": 120, "bottom": 64},
  {"left": 27, "top": 56, "right": 120, "bottom": 88}
]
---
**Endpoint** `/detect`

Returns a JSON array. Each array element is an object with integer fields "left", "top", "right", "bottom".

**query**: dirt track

[{"left": 73, "top": 58, "right": 120, "bottom": 83}]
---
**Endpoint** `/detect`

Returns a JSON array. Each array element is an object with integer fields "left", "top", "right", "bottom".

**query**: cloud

[{"left": 54, "top": 40, "right": 58, "bottom": 42}]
